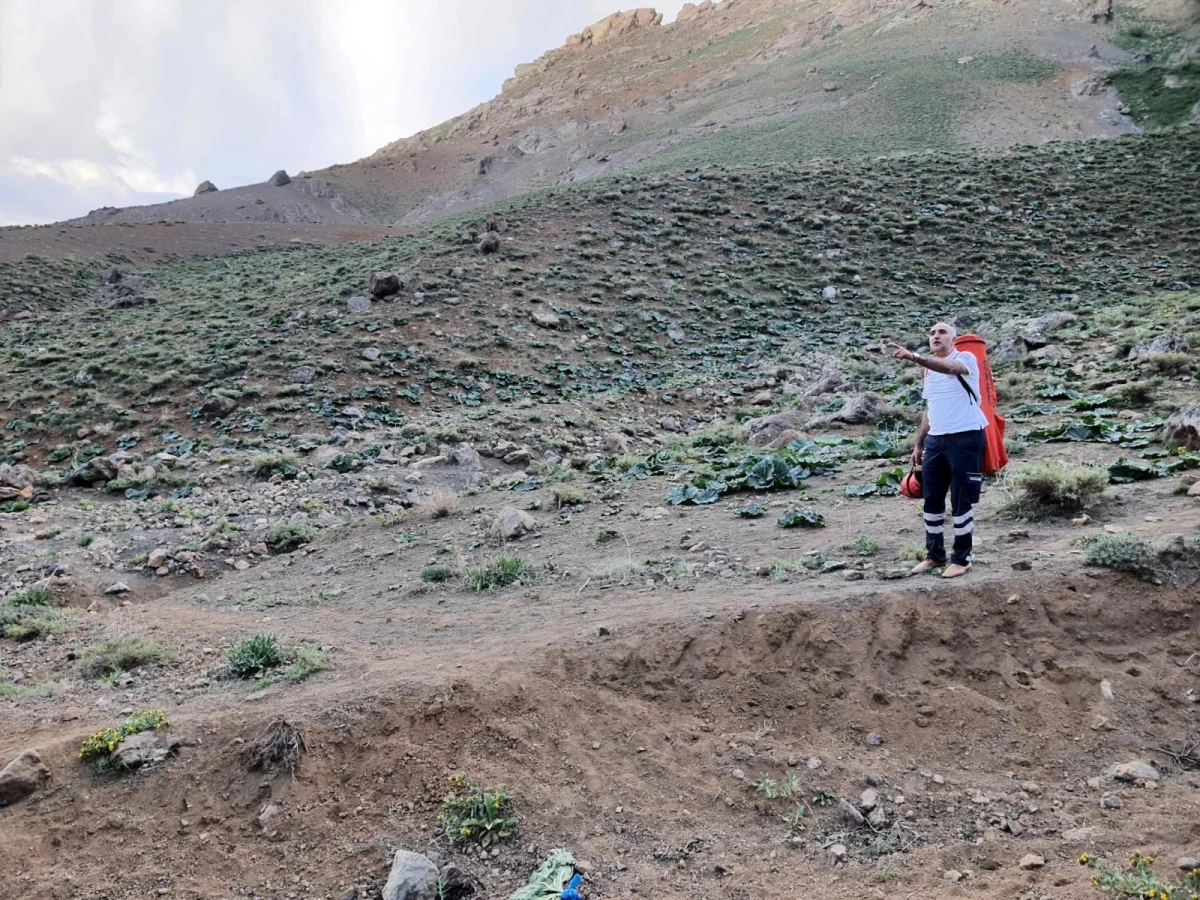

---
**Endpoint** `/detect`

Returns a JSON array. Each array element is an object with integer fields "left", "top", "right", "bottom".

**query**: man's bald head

[{"left": 928, "top": 322, "right": 957, "bottom": 357}]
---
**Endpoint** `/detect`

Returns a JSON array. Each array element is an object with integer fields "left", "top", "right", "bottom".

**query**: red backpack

[{"left": 953, "top": 334, "right": 1008, "bottom": 476}]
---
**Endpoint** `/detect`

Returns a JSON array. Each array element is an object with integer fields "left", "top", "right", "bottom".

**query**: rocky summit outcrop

[
  {"left": 506, "top": 8, "right": 664, "bottom": 90},
  {"left": 193, "top": 180, "right": 218, "bottom": 196}
]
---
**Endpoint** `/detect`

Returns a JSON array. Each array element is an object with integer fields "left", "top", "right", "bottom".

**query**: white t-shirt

[{"left": 923, "top": 350, "right": 990, "bottom": 436}]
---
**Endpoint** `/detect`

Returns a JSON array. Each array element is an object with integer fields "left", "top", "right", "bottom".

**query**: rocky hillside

[{"left": 59, "top": 0, "right": 1199, "bottom": 229}]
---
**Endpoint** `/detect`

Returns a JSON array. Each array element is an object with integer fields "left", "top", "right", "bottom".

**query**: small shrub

[
  {"left": 77, "top": 533, "right": 95, "bottom": 548},
  {"left": 79, "top": 709, "right": 169, "bottom": 770},
  {"left": 1141, "top": 352, "right": 1194, "bottom": 376},
  {"left": 80, "top": 636, "right": 172, "bottom": 678},
  {"left": 1084, "top": 533, "right": 1159, "bottom": 581},
  {"left": 898, "top": 545, "right": 926, "bottom": 562},
  {"left": 1108, "top": 379, "right": 1160, "bottom": 409},
  {"left": 251, "top": 451, "right": 299, "bottom": 480},
  {"left": 1080, "top": 851, "right": 1200, "bottom": 899},
  {"left": 1004, "top": 463, "right": 1108, "bottom": 518},
  {"left": 421, "top": 564, "right": 455, "bottom": 583},
  {"left": 551, "top": 484, "right": 588, "bottom": 508},
  {"left": 853, "top": 535, "right": 878, "bottom": 556},
  {"left": 469, "top": 555, "right": 534, "bottom": 592},
  {"left": 227, "top": 633, "right": 284, "bottom": 678},
  {"left": 0, "top": 602, "right": 67, "bottom": 640},
  {"left": 7, "top": 585, "right": 54, "bottom": 607},
  {"left": 266, "top": 521, "right": 316, "bottom": 553},
  {"left": 439, "top": 774, "right": 518, "bottom": 847}
]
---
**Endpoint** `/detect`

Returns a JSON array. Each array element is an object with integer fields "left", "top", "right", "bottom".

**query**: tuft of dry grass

[{"left": 424, "top": 489, "right": 462, "bottom": 519}]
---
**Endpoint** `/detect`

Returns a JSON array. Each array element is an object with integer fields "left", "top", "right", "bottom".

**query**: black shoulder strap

[{"left": 956, "top": 373, "right": 979, "bottom": 405}]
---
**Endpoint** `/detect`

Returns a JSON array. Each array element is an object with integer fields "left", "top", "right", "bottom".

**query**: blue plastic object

[{"left": 561, "top": 873, "right": 584, "bottom": 900}]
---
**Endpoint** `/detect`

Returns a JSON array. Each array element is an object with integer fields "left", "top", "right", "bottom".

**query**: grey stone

[
  {"left": 194, "top": 180, "right": 218, "bottom": 195},
  {"left": 111, "top": 731, "right": 180, "bottom": 770},
  {"left": 1109, "top": 760, "right": 1160, "bottom": 782},
  {"left": 1165, "top": 403, "right": 1200, "bottom": 451},
  {"left": 200, "top": 395, "right": 238, "bottom": 419},
  {"left": 382, "top": 850, "right": 439, "bottom": 900},
  {"left": 603, "top": 433, "right": 631, "bottom": 454},
  {"left": 1019, "top": 853, "right": 1045, "bottom": 870},
  {"left": 0, "top": 749, "right": 50, "bottom": 805},
  {"left": 287, "top": 366, "right": 317, "bottom": 384},
  {"left": 346, "top": 296, "right": 373, "bottom": 314},
  {"left": 837, "top": 798, "right": 865, "bottom": 827},
  {"left": 742, "top": 410, "right": 807, "bottom": 448},
  {"left": 531, "top": 309, "right": 561, "bottom": 328},
  {"left": 493, "top": 506, "right": 536, "bottom": 541},
  {"left": 105, "top": 582, "right": 130, "bottom": 594},
  {"left": 362, "top": 347, "right": 381, "bottom": 361},
  {"left": 369, "top": 272, "right": 402, "bottom": 299},
  {"left": 1130, "top": 333, "right": 1189, "bottom": 361},
  {"left": 266, "top": 170, "right": 291, "bottom": 186},
  {"left": 67, "top": 456, "right": 118, "bottom": 486},
  {"left": 450, "top": 445, "right": 483, "bottom": 470},
  {"left": 1178, "top": 858, "right": 1200, "bottom": 872}
]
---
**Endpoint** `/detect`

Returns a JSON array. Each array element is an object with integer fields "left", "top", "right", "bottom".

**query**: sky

[{"left": 0, "top": 0, "right": 694, "bottom": 226}]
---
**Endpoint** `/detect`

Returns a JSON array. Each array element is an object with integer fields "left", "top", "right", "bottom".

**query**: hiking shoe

[
  {"left": 909, "top": 559, "right": 941, "bottom": 576},
  {"left": 942, "top": 563, "right": 972, "bottom": 579}
]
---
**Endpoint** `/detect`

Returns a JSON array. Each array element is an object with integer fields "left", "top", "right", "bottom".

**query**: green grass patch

[
  {"left": 80, "top": 636, "right": 173, "bottom": 679},
  {"left": 266, "top": 521, "right": 317, "bottom": 553},
  {"left": 227, "top": 633, "right": 285, "bottom": 678},
  {"left": 1109, "top": 62, "right": 1200, "bottom": 129},
  {"left": 469, "top": 555, "right": 534, "bottom": 592}
]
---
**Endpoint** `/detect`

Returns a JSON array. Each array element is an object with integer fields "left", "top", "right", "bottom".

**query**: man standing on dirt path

[{"left": 892, "top": 322, "right": 988, "bottom": 579}]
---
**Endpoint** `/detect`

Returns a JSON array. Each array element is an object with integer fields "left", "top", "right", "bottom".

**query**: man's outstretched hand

[{"left": 892, "top": 343, "right": 917, "bottom": 362}]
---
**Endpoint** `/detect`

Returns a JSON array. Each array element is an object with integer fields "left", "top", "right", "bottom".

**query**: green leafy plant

[
  {"left": 1080, "top": 851, "right": 1200, "bottom": 899},
  {"left": 283, "top": 645, "right": 328, "bottom": 683},
  {"left": 778, "top": 508, "right": 825, "bottom": 529},
  {"left": 250, "top": 451, "right": 299, "bottom": 480},
  {"left": 854, "top": 536, "right": 878, "bottom": 555},
  {"left": 227, "top": 633, "right": 285, "bottom": 678},
  {"left": 439, "top": 774, "right": 518, "bottom": 847},
  {"left": 733, "top": 503, "right": 766, "bottom": 518}
]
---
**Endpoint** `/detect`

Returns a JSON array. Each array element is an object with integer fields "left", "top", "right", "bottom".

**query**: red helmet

[{"left": 900, "top": 468, "right": 923, "bottom": 500}]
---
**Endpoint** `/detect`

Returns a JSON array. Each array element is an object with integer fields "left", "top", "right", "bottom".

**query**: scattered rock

[
  {"left": 1109, "top": 760, "right": 1160, "bottom": 782},
  {"left": 828, "top": 844, "right": 848, "bottom": 865},
  {"left": 382, "top": 850, "right": 440, "bottom": 900},
  {"left": 0, "top": 749, "right": 50, "bottom": 805},
  {"left": 1179, "top": 858, "right": 1200, "bottom": 872},
  {"left": 147, "top": 548, "right": 169, "bottom": 569},
  {"left": 603, "top": 433, "right": 631, "bottom": 454},
  {"left": 256, "top": 803, "right": 282, "bottom": 830},
  {"left": 860, "top": 789, "right": 880, "bottom": 811},
  {"left": 943, "top": 870, "right": 965, "bottom": 883},
  {"left": 837, "top": 798, "right": 865, "bottom": 827},
  {"left": 531, "top": 309, "right": 561, "bottom": 328},
  {"left": 1100, "top": 794, "right": 1124, "bottom": 810},
  {"left": 362, "top": 347, "right": 381, "bottom": 361},
  {"left": 194, "top": 180, "right": 218, "bottom": 196},
  {"left": 105, "top": 582, "right": 130, "bottom": 595},
  {"left": 493, "top": 506, "right": 537, "bottom": 541},
  {"left": 346, "top": 296, "right": 372, "bottom": 314},
  {"left": 742, "top": 410, "right": 806, "bottom": 448},
  {"left": 266, "top": 170, "right": 291, "bottom": 186},
  {"left": 808, "top": 393, "right": 882, "bottom": 427},
  {"left": 1019, "top": 853, "right": 1046, "bottom": 870},
  {"left": 287, "top": 366, "right": 317, "bottom": 384},
  {"left": 486, "top": 213, "right": 508, "bottom": 233}
]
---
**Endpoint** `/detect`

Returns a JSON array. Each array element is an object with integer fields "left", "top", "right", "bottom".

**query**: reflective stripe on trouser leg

[
  {"left": 952, "top": 513, "right": 973, "bottom": 536},
  {"left": 924, "top": 514, "right": 945, "bottom": 535}
]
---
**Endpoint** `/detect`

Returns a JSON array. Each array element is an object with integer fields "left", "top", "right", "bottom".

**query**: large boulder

[
  {"left": 493, "top": 506, "right": 537, "bottom": 541},
  {"left": 370, "top": 272, "right": 402, "bottom": 299},
  {"left": 1165, "top": 403, "right": 1200, "bottom": 451},
  {"left": 0, "top": 463, "right": 36, "bottom": 489},
  {"left": 200, "top": 395, "right": 238, "bottom": 419},
  {"left": 807, "top": 394, "right": 883, "bottom": 428},
  {"left": 0, "top": 749, "right": 50, "bottom": 805},
  {"left": 382, "top": 850, "right": 440, "bottom": 900},
  {"left": 677, "top": 1, "right": 715, "bottom": 23},
  {"left": 1130, "top": 333, "right": 1189, "bottom": 361},
  {"left": 266, "top": 170, "right": 291, "bottom": 186},
  {"left": 67, "top": 456, "right": 118, "bottom": 487},
  {"left": 111, "top": 731, "right": 181, "bottom": 770},
  {"left": 194, "top": 180, "right": 218, "bottom": 196},
  {"left": 743, "top": 410, "right": 807, "bottom": 448}
]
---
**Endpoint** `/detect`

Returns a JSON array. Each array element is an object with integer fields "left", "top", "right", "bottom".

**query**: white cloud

[{"left": 0, "top": 0, "right": 697, "bottom": 225}]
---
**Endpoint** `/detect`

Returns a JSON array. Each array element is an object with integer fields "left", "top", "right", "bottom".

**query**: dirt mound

[{"left": 3, "top": 576, "right": 1197, "bottom": 899}]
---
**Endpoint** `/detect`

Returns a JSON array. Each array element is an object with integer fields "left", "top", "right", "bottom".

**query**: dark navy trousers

[{"left": 921, "top": 430, "right": 985, "bottom": 566}]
